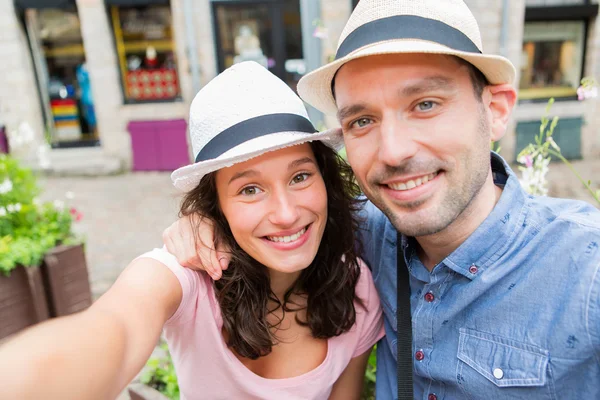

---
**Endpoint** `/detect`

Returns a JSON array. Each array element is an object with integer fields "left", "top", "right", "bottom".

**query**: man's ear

[{"left": 484, "top": 84, "right": 517, "bottom": 142}]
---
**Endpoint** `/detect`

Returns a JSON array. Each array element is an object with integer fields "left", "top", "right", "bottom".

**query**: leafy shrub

[{"left": 0, "top": 154, "right": 77, "bottom": 275}]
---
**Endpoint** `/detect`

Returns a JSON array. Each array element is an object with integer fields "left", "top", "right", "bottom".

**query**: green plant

[
  {"left": 0, "top": 154, "right": 78, "bottom": 275},
  {"left": 361, "top": 346, "right": 377, "bottom": 400},
  {"left": 141, "top": 342, "right": 180, "bottom": 400},
  {"left": 517, "top": 98, "right": 600, "bottom": 204}
]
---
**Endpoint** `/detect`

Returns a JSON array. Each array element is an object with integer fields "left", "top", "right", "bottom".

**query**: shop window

[
  {"left": 23, "top": 6, "right": 99, "bottom": 148},
  {"left": 520, "top": 1, "right": 598, "bottom": 101},
  {"left": 519, "top": 21, "right": 585, "bottom": 100},
  {"left": 110, "top": 4, "right": 181, "bottom": 103},
  {"left": 212, "top": 0, "right": 304, "bottom": 91}
]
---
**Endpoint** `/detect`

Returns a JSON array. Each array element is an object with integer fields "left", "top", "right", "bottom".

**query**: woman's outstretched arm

[{"left": 0, "top": 257, "right": 182, "bottom": 400}]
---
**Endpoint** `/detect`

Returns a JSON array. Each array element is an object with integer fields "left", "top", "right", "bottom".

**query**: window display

[
  {"left": 110, "top": 4, "right": 180, "bottom": 103},
  {"left": 28, "top": 8, "right": 98, "bottom": 146},
  {"left": 519, "top": 21, "right": 585, "bottom": 99},
  {"left": 213, "top": 0, "right": 304, "bottom": 90}
]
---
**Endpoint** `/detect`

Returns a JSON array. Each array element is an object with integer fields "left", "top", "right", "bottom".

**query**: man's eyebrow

[
  {"left": 228, "top": 170, "right": 259, "bottom": 184},
  {"left": 401, "top": 76, "right": 457, "bottom": 97},
  {"left": 289, "top": 157, "right": 316, "bottom": 170},
  {"left": 337, "top": 104, "right": 368, "bottom": 121}
]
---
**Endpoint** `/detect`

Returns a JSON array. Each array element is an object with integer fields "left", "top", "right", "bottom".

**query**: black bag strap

[{"left": 397, "top": 232, "right": 414, "bottom": 399}]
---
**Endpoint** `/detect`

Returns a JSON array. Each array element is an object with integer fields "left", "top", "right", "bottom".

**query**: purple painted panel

[
  {"left": 128, "top": 121, "right": 159, "bottom": 171},
  {"left": 156, "top": 120, "right": 189, "bottom": 170},
  {"left": 128, "top": 119, "right": 189, "bottom": 171},
  {"left": 0, "top": 126, "right": 9, "bottom": 154}
]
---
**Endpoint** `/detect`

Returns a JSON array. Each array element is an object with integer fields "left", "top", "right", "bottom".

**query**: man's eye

[
  {"left": 417, "top": 101, "right": 436, "bottom": 111},
  {"left": 291, "top": 173, "right": 310, "bottom": 185},
  {"left": 240, "top": 186, "right": 262, "bottom": 196},
  {"left": 351, "top": 117, "right": 372, "bottom": 128}
]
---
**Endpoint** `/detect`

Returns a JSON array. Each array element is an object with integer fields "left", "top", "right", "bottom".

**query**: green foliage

[
  {"left": 0, "top": 154, "right": 77, "bottom": 275},
  {"left": 517, "top": 98, "right": 599, "bottom": 204},
  {"left": 141, "top": 342, "right": 180, "bottom": 400},
  {"left": 361, "top": 346, "right": 377, "bottom": 400}
]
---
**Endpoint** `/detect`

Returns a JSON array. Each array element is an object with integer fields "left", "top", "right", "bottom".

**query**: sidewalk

[{"left": 40, "top": 171, "right": 180, "bottom": 299}]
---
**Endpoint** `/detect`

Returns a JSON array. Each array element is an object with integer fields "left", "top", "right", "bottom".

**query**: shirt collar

[{"left": 404, "top": 152, "right": 529, "bottom": 280}]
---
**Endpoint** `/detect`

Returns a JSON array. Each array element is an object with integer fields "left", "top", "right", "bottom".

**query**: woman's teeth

[
  {"left": 267, "top": 227, "right": 307, "bottom": 243},
  {"left": 388, "top": 172, "right": 438, "bottom": 191}
]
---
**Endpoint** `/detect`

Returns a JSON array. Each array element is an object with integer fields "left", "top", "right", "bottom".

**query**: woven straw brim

[
  {"left": 171, "top": 128, "right": 343, "bottom": 192},
  {"left": 298, "top": 40, "right": 516, "bottom": 115}
]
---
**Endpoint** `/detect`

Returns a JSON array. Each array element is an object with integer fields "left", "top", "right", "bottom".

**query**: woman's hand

[{"left": 162, "top": 214, "right": 231, "bottom": 280}]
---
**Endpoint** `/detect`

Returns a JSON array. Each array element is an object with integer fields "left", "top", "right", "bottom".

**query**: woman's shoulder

[
  {"left": 136, "top": 247, "right": 212, "bottom": 324},
  {"left": 354, "top": 257, "right": 379, "bottom": 311}
]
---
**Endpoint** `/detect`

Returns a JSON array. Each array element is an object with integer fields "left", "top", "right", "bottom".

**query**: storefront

[
  {"left": 4, "top": 0, "right": 597, "bottom": 173},
  {"left": 108, "top": 1, "right": 182, "bottom": 103},
  {"left": 212, "top": 0, "right": 305, "bottom": 91},
  {"left": 17, "top": 0, "right": 99, "bottom": 148}
]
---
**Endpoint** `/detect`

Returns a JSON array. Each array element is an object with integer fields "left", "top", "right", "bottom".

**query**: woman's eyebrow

[
  {"left": 228, "top": 169, "right": 259, "bottom": 185},
  {"left": 288, "top": 157, "right": 316, "bottom": 170}
]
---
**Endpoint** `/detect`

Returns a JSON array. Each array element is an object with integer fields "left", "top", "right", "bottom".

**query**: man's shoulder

[
  {"left": 527, "top": 195, "right": 600, "bottom": 236},
  {"left": 358, "top": 199, "right": 394, "bottom": 232}
]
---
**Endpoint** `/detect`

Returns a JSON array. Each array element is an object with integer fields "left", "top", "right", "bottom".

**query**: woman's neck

[{"left": 268, "top": 269, "right": 302, "bottom": 301}]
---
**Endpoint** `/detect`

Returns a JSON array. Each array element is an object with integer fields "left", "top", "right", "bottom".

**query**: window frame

[
  {"left": 108, "top": 3, "right": 183, "bottom": 105},
  {"left": 519, "top": 1, "right": 598, "bottom": 103}
]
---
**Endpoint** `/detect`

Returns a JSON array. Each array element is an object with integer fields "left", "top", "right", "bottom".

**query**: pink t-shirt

[{"left": 139, "top": 248, "right": 385, "bottom": 400}]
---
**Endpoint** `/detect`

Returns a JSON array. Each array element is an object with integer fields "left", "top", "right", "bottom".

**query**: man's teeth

[
  {"left": 267, "top": 227, "right": 306, "bottom": 243},
  {"left": 388, "top": 172, "right": 438, "bottom": 191}
]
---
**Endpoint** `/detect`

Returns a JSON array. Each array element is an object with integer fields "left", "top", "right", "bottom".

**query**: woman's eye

[
  {"left": 351, "top": 117, "right": 372, "bottom": 128},
  {"left": 417, "top": 101, "right": 436, "bottom": 111},
  {"left": 240, "top": 186, "right": 262, "bottom": 196},
  {"left": 291, "top": 173, "right": 310, "bottom": 185}
]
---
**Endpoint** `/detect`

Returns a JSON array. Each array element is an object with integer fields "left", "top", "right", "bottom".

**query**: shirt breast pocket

[{"left": 456, "top": 328, "right": 556, "bottom": 399}]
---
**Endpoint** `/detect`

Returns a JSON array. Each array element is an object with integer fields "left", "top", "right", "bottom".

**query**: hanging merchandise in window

[{"left": 34, "top": 8, "right": 98, "bottom": 145}]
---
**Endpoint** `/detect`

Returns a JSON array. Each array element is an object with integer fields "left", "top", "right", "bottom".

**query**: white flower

[
  {"left": 0, "top": 207, "right": 6, "bottom": 217},
  {"left": 0, "top": 178, "right": 12, "bottom": 194},
  {"left": 53, "top": 199, "right": 65, "bottom": 210},
  {"left": 37, "top": 144, "right": 52, "bottom": 170}
]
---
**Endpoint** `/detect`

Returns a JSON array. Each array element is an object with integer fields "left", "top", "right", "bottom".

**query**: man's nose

[{"left": 377, "top": 116, "right": 419, "bottom": 166}]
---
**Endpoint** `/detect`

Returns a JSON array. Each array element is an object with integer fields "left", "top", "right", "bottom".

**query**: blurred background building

[{"left": 0, "top": 0, "right": 598, "bottom": 174}]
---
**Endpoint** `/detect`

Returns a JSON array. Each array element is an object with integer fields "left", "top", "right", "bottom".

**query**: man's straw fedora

[{"left": 298, "top": 0, "right": 516, "bottom": 115}]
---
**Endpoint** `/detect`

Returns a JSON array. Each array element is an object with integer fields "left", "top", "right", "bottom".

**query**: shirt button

[
  {"left": 424, "top": 291, "right": 435, "bottom": 302},
  {"left": 469, "top": 264, "right": 479, "bottom": 274},
  {"left": 415, "top": 350, "right": 425, "bottom": 361},
  {"left": 493, "top": 368, "right": 504, "bottom": 379},
  {"left": 428, "top": 394, "right": 438, "bottom": 400}
]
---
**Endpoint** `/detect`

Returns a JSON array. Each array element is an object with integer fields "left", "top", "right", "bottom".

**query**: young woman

[{"left": 0, "top": 62, "right": 383, "bottom": 400}]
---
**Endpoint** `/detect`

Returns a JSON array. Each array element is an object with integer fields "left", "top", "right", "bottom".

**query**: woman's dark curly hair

[{"left": 180, "top": 141, "right": 364, "bottom": 359}]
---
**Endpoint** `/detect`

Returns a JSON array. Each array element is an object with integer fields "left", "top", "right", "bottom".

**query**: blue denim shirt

[{"left": 359, "top": 153, "right": 600, "bottom": 399}]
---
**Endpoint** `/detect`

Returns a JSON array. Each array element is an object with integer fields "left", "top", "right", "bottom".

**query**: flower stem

[{"left": 547, "top": 149, "right": 600, "bottom": 205}]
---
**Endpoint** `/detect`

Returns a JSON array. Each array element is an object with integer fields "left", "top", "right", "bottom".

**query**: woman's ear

[{"left": 484, "top": 84, "right": 517, "bottom": 142}]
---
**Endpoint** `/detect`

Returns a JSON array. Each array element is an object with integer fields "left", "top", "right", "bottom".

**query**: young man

[{"left": 164, "top": 0, "right": 600, "bottom": 398}]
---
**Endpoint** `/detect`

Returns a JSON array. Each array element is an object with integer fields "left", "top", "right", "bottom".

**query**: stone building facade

[{"left": 0, "top": 0, "right": 597, "bottom": 174}]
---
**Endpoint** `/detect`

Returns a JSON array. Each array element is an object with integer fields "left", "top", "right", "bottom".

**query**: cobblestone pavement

[
  {"left": 39, "top": 159, "right": 600, "bottom": 299},
  {"left": 40, "top": 171, "right": 181, "bottom": 299}
]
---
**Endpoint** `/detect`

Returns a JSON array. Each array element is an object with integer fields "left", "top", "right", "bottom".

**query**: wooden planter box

[
  {"left": 0, "top": 265, "right": 50, "bottom": 341},
  {"left": 128, "top": 383, "right": 170, "bottom": 400},
  {"left": 41, "top": 243, "right": 92, "bottom": 318}
]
